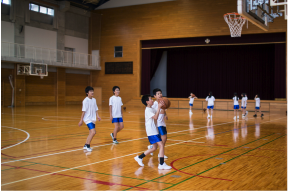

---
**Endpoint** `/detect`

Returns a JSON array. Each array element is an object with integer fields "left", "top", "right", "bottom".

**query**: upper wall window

[
  {"left": 29, "top": 3, "right": 54, "bottom": 16},
  {"left": 114, "top": 46, "right": 123, "bottom": 58},
  {"left": 1, "top": 0, "right": 10, "bottom": 5}
]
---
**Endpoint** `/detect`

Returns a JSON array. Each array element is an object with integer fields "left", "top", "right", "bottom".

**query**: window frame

[
  {"left": 1, "top": 0, "right": 10, "bottom": 5},
  {"left": 29, "top": 2, "right": 54, "bottom": 16},
  {"left": 114, "top": 46, "right": 123, "bottom": 58}
]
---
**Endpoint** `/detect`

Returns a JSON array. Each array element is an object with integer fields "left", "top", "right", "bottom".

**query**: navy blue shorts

[
  {"left": 234, "top": 105, "right": 239, "bottom": 109},
  {"left": 255, "top": 107, "right": 260, "bottom": 110},
  {"left": 207, "top": 106, "right": 214, "bottom": 109},
  {"left": 148, "top": 134, "right": 162, "bottom": 144},
  {"left": 189, "top": 103, "right": 193, "bottom": 106},
  {"left": 87, "top": 123, "right": 95, "bottom": 130},
  {"left": 241, "top": 106, "right": 246, "bottom": 109},
  {"left": 112, "top": 118, "right": 123, "bottom": 123},
  {"left": 158, "top": 126, "right": 167, "bottom": 135}
]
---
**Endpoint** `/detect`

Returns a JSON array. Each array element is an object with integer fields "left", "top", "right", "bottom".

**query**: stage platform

[{"left": 125, "top": 97, "right": 287, "bottom": 113}]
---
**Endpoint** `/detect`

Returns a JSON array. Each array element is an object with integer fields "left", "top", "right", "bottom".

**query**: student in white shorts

[
  {"left": 188, "top": 93, "right": 198, "bottom": 114},
  {"left": 233, "top": 92, "right": 240, "bottom": 120},
  {"left": 205, "top": 92, "right": 215, "bottom": 119},
  {"left": 134, "top": 95, "right": 172, "bottom": 170},
  {"left": 109, "top": 86, "right": 124, "bottom": 144},
  {"left": 78, "top": 86, "right": 101, "bottom": 152},
  {"left": 253, "top": 94, "right": 264, "bottom": 118}
]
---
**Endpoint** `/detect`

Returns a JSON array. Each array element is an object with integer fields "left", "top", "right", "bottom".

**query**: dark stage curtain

[
  {"left": 167, "top": 44, "right": 284, "bottom": 100},
  {"left": 274, "top": 43, "right": 286, "bottom": 98},
  {"left": 141, "top": 49, "right": 164, "bottom": 95}
]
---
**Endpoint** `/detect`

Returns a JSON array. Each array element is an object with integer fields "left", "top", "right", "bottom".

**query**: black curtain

[
  {"left": 274, "top": 43, "right": 286, "bottom": 98},
  {"left": 141, "top": 49, "right": 164, "bottom": 95},
  {"left": 167, "top": 44, "right": 283, "bottom": 100}
]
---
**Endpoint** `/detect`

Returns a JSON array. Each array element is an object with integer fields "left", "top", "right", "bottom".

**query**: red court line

[
  {"left": 170, "top": 154, "right": 270, "bottom": 181},
  {"left": 2, "top": 164, "right": 150, "bottom": 190}
]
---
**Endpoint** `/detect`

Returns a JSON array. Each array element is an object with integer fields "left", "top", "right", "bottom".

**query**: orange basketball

[{"left": 158, "top": 97, "right": 171, "bottom": 109}]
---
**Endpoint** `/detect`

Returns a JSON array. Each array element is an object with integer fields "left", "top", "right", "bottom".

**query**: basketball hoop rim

[{"left": 223, "top": 12, "right": 246, "bottom": 19}]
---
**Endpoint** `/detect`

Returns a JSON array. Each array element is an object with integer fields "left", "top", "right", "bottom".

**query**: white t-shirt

[
  {"left": 152, "top": 101, "right": 166, "bottom": 127},
  {"left": 189, "top": 97, "right": 194, "bottom": 104},
  {"left": 241, "top": 97, "right": 247, "bottom": 106},
  {"left": 82, "top": 97, "right": 98, "bottom": 124},
  {"left": 233, "top": 96, "right": 239, "bottom": 106},
  {"left": 255, "top": 98, "right": 260, "bottom": 107},
  {"left": 205, "top": 96, "right": 215, "bottom": 106},
  {"left": 145, "top": 107, "right": 159, "bottom": 136},
  {"left": 109, "top": 95, "right": 123, "bottom": 118}
]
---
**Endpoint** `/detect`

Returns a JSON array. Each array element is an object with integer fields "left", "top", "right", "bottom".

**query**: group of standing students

[{"left": 189, "top": 92, "right": 264, "bottom": 119}]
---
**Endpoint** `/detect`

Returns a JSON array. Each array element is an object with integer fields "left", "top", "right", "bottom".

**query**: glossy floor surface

[{"left": 1, "top": 105, "right": 287, "bottom": 190}]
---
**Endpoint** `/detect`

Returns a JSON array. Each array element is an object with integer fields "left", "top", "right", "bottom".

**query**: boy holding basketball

[
  {"left": 109, "top": 86, "right": 124, "bottom": 144},
  {"left": 134, "top": 94, "right": 171, "bottom": 170},
  {"left": 78, "top": 86, "right": 101, "bottom": 152},
  {"left": 148, "top": 88, "right": 168, "bottom": 158}
]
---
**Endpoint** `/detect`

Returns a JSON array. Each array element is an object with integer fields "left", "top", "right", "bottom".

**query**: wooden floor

[{"left": 1, "top": 105, "right": 287, "bottom": 190}]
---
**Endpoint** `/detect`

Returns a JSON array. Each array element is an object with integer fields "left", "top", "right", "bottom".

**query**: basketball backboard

[
  {"left": 17, "top": 63, "right": 48, "bottom": 77},
  {"left": 238, "top": 0, "right": 286, "bottom": 31}
]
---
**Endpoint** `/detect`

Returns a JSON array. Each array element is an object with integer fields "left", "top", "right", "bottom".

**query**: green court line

[
  {"left": 1, "top": 163, "right": 37, "bottom": 171},
  {"left": 0, "top": 157, "right": 172, "bottom": 185},
  {"left": 123, "top": 133, "right": 276, "bottom": 190},
  {"left": 162, "top": 134, "right": 286, "bottom": 190}
]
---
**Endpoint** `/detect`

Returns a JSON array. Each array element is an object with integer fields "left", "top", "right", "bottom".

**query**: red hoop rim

[{"left": 223, "top": 12, "right": 246, "bottom": 19}]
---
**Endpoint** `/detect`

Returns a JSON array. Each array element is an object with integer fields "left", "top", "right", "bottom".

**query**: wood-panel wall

[
  {"left": 90, "top": 0, "right": 287, "bottom": 104},
  {"left": 1, "top": 68, "right": 14, "bottom": 107},
  {"left": 66, "top": 73, "right": 90, "bottom": 104}
]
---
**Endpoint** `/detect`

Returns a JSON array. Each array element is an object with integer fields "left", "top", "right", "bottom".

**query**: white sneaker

[
  {"left": 237, "top": 116, "right": 239, "bottom": 119},
  {"left": 83, "top": 145, "right": 92, "bottom": 151},
  {"left": 113, "top": 140, "right": 119, "bottom": 144},
  {"left": 158, "top": 154, "right": 168, "bottom": 159},
  {"left": 148, "top": 145, "right": 153, "bottom": 156},
  {"left": 83, "top": 145, "right": 88, "bottom": 150},
  {"left": 134, "top": 156, "right": 144, "bottom": 167},
  {"left": 86, "top": 147, "right": 92, "bottom": 152},
  {"left": 158, "top": 162, "right": 172, "bottom": 170},
  {"left": 233, "top": 116, "right": 236, "bottom": 120}
]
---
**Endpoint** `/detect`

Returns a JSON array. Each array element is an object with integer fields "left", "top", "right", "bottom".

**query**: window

[
  {"left": 114, "top": 46, "right": 123, "bottom": 58},
  {"left": 29, "top": 3, "right": 54, "bottom": 16},
  {"left": 1, "top": 0, "right": 10, "bottom": 5}
]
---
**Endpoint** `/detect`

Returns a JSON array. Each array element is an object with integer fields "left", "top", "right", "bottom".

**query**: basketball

[{"left": 158, "top": 97, "right": 171, "bottom": 109}]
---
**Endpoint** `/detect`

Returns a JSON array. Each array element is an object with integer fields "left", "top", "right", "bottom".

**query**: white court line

[
  {"left": 1, "top": 117, "right": 286, "bottom": 186},
  {"left": 0, "top": 137, "right": 204, "bottom": 187},
  {"left": 168, "top": 139, "right": 205, "bottom": 143},
  {"left": 0, "top": 119, "right": 241, "bottom": 164},
  {"left": 1, "top": 116, "right": 285, "bottom": 164},
  {"left": 1, "top": 127, "right": 30, "bottom": 151}
]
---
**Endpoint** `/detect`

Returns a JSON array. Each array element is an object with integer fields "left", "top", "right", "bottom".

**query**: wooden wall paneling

[
  {"left": 57, "top": 68, "right": 66, "bottom": 106},
  {"left": 65, "top": 73, "right": 90, "bottom": 104},
  {"left": 25, "top": 72, "right": 56, "bottom": 105},
  {"left": 93, "top": 87, "right": 102, "bottom": 106},
  {"left": 90, "top": 0, "right": 287, "bottom": 104}
]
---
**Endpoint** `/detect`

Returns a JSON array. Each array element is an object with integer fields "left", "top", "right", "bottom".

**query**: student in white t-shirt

[
  {"left": 253, "top": 94, "right": 264, "bottom": 118},
  {"left": 109, "top": 86, "right": 124, "bottom": 144},
  {"left": 241, "top": 93, "right": 247, "bottom": 118},
  {"left": 245, "top": 93, "right": 248, "bottom": 116},
  {"left": 188, "top": 93, "right": 198, "bottom": 114},
  {"left": 134, "top": 95, "right": 172, "bottom": 170},
  {"left": 205, "top": 92, "right": 215, "bottom": 119},
  {"left": 233, "top": 93, "right": 240, "bottom": 120},
  {"left": 78, "top": 86, "right": 101, "bottom": 152}
]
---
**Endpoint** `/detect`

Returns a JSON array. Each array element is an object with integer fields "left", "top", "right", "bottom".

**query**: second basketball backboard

[{"left": 238, "top": 0, "right": 286, "bottom": 31}]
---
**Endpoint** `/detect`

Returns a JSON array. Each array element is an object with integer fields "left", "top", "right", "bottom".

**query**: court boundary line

[{"left": 1, "top": 127, "right": 30, "bottom": 151}]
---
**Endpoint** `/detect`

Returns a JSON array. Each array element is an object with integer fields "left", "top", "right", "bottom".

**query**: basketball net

[{"left": 224, "top": 13, "right": 246, "bottom": 37}]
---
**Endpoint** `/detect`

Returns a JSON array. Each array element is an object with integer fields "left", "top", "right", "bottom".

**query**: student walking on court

[
  {"left": 109, "top": 86, "right": 124, "bottom": 144},
  {"left": 241, "top": 93, "right": 247, "bottom": 118},
  {"left": 205, "top": 92, "right": 215, "bottom": 119},
  {"left": 78, "top": 86, "right": 101, "bottom": 152},
  {"left": 253, "top": 94, "right": 264, "bottom": 118},
  {"left": 233, "top": 93, "right": 240, "bottom": 120},
  {"left": 134, "top": 94, "right": 171, "bottom": 170},
  {"left": 148, "top": 88, "right": 168, "bottom": 158},
  {"left": 188, "top": 93, "right": 198, "bottom": 114}
]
